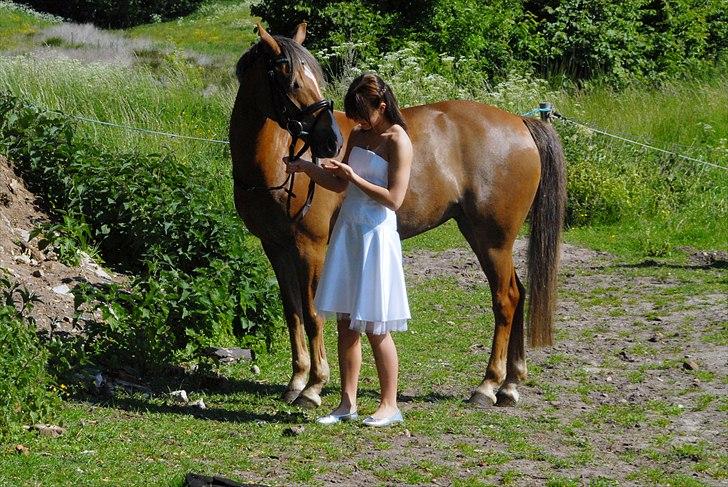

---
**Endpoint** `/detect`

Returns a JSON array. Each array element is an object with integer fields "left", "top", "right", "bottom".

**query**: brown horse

[{"left": 230, "top": 23, "right": 566, "bottom": 408}]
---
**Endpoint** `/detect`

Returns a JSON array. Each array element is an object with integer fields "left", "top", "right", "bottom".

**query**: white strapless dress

[{"left": 314, "top": 146, "right": 410, "bottom": 334}]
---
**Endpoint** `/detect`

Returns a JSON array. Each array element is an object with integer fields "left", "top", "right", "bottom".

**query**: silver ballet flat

[
  {"left": 316, "top": 411, "right": 359, "bottom": 425},
  {"left": 362, "top": 410, "right": 404, "bottom": 427}
]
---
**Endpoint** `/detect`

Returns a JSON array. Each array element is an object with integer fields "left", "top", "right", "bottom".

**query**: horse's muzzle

[{"left": 310, "top": 109, "right": 343, "bottom": 158}]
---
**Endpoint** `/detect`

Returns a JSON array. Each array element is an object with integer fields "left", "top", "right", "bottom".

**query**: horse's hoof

[
  {"left": 495, "top": 383, "right": 520, "bottom": 407},
  {"left": 495, "top": 391, "right": 519, "bottom": 407},
  {"left": 468, "top": 390, "right": 496, "bottom": 407},
  {"left": 282, "top": 389, "right": 302, "bottom": 404},
  {"left": 293, "top": 390, "right": 321, "bottom": 409}
]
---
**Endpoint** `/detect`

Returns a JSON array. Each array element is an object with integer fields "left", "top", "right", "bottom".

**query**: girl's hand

[
  {"left": 322, "top": 159, "right": 355, "bottom": 181},
  {"left": 283, "top": 156, "right": 310, "bottom": 174}
]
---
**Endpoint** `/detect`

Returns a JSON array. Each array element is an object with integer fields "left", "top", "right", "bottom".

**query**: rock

[
  {"left": 251, "top": 365, "right": 261, "bottom": 375},
  {"left": 52, "top": 284, "right": 71, "bottom": 295},
  {"left": 30, "top": 424, "right": 66, "bottom": 437},
  {"left": 683, "top": 360, "right": 699, "bottom": 371},
  {"left": 202, "top": 347, "right": 254, "bottom": 364},
  {"left": 94, "top": 373, "right": 104, "bottom": 388},
  {"left": 283, "top": 425, "right": 305, "bottom": 437},
  {"left": 8, "top": 179, "right": 21, "bottom": 194},
  {"left": 32, "top": 269, "right": 44, "bottom": 278},
  {"left": 190, "top": 399, "right": 206, "bottom": 410},
  {"left": 403, "top": 429, "right": 412, "bottom": 438},
  {"left": 170, "top": 390, "right": 189, "bottom": 403},
  {"left": 15, "top": 444, "right": 29, "bottom": 455},
  {"left": 13, "top": 254, "right": 31, "bottom": 265},
  {"left": 16, "top": 228, "right": 30, "bottom": 242}
]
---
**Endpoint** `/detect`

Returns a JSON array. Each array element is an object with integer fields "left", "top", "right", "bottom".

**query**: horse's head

[{"left": 235, "top": 23, "right": 343, "bottom": 159}]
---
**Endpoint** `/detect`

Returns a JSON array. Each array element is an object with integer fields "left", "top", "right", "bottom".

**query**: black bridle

[{"left": 239, "top": 53, "right": 335, "bottom": 223}]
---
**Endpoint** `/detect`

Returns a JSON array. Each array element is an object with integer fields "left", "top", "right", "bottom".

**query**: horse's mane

[{"left": 236, "top": 36, "right": 325, "bottom": 88}]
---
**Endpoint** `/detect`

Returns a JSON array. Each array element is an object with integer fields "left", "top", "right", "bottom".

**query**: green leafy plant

[
  {"left": 30, "top": 212, "right": 98, "bottom": 267},
  {"left": 0, "top": 92, "right": 281, "bottom": 374},
  {"left": 0, "top": 274, "right": 60, "bottom": 439}
]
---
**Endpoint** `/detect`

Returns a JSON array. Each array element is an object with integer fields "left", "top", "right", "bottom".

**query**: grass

[
  {"left": 0, "top": 3, "right": 727, "bottom": 485},
  {"left": 125, "top": 0, "right": 258, "bottom": 62},
  {"left": 0, "top": 1, "right": 58, "bottom": 51},
  {"left": 0, "top": 56, "right": 236, "bottom": 209},
  {"left": 3, "top": 249, "right": 726, "bottom": 485}
]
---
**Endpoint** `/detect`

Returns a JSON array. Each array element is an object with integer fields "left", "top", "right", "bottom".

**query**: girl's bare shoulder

[{"left": 386, "top": 125, "right": 412, "bottom": 150}]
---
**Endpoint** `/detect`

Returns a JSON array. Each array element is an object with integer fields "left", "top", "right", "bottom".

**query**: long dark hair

[{"left": 343, "top": 73, "right": 407, "bottom": 131}]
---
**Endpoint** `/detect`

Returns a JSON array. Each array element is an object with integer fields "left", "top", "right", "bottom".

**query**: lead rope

[{"left": 285, "top": 135, "right": 317, "bottom": 223}]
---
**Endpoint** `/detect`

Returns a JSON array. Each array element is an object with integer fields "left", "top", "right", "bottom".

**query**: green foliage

[
  {"left": 0, "top": 92, "right": 281, "bottom": 374},
  {"left": 0, "top": 275, "right": 60, "bottom": 439},
  {"left": 64, "top": 259, "right": 280, "bottom": 373},
  {"left": 0, "top": 1, "right": 59, "bottom": 51},
  {"left": 533, "top": 0, "right": 652, "bottom": 82},
  {"left": 16, "top": 0, "right": 205, "bottom": 28},
  {"left": 255, "top": 0, "right": 727, "bottom": 85},
  {"left": 30, "top": 213, "right": 98, "bottom": 267}
]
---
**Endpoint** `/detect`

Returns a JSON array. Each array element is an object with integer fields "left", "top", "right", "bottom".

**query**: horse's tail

[{"left": 521, "top": 117, "right": 567, "bottom": 347}]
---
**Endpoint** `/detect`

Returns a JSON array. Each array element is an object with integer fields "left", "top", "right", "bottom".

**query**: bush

[
  {"left": 0, "top": 92, "right": 281, "bottom": 374},
  {"left": 253, "top": 0, "right": 536, "bottom": 82},
  {"left": 255, "top": 0, "right": 728, "bottom": 85},
  {"left": 16, "top": 0, "right": 204, "bottom": 28},
  {"left": 0, "top": 276, "right": 60, "bottom": 439}
]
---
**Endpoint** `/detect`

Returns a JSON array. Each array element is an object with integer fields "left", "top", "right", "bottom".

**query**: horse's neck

[{"left": 230, "top": 93, "right": 288, "bottom": 185}]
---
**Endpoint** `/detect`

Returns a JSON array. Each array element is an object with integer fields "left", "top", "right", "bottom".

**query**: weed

[{"left": 0, "top": 274, "right": 60, "bottom": 439}]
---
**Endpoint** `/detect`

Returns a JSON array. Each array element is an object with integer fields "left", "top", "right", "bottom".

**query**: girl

[{"left": 285, "top": 73, "right": 412, "bottom": 427}]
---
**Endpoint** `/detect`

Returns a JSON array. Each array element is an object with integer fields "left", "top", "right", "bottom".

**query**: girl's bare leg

[
  {"left": 329, "top": 316, "right": 361, "bottom": 414},
  {"left": 367, "top": 331, "right": 400, "bottom": 419}
]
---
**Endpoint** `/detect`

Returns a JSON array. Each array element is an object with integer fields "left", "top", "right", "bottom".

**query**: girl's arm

[
  {"left": 284, "top": 128, "right": 361, "bottom": 193},
  {"left": 325, "top": 128, "right": 413, "bottom": 211},
  {"left": 285, "top": 157, "right": 348, "bottom": 193}
]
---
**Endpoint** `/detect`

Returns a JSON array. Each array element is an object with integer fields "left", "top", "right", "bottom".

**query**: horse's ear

[
  {"left": 292, "top": 22, "right": 307, "bottom": 44},
  {"left": 256, "top": 22, "right": 281, "bottom": 56}
]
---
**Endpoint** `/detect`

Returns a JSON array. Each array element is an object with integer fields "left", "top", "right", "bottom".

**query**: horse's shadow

[
  {"left": 83, "top": 376, "right": 306, "bottom": 424},
  {"left": 79, "top": 374, "right": 463, "bottom": 425},
  {"left": 617, "top": 258, "right": 727, "bottom": 270}
]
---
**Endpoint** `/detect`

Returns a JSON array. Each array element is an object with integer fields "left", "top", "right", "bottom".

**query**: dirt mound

[
  {"left": 404, "top": 239, "right": 613, "bottom": 289},
  {"left": 0, "top": 155, "right": 123, "bottom": 331}
]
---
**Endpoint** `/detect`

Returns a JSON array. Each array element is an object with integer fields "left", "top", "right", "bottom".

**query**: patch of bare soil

[
  {"left": 0, "top": 156, "right": 123, "bottom": 331},
  {"left": 356, "top": 238, "right": 725, "bottom": 485}
]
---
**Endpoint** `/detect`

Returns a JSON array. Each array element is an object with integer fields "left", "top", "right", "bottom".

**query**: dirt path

[{"left": 354, "top": 242, "right": 727, "bottom": 485}]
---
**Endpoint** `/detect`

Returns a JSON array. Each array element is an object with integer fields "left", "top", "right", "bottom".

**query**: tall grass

[
  {"left": 550, "top": 73, "right": 728, "bottom": 256},
  {"left": 125, "top": 0, "right": 258, "bottom": 61},
  {"left": 0, "top": 23, "right": 725, "bottom": 257},
  {"left": 552, "top": 74, "right": 728, "bottom": 163},
  {"left": 0, "top": 55, "right": 236, "bottom": 202}
]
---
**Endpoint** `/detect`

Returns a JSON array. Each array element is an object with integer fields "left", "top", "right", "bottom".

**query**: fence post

[{"left": 539, "top": 102, "right": 552, "bottom": 123}]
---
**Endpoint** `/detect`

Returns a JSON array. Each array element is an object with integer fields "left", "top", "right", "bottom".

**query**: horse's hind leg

[
  {"left": 496, "top": 272, "right": 527, "bottom": 406},
  {"left": 457, "top": 219, "right": 525, "bottom": 406}
]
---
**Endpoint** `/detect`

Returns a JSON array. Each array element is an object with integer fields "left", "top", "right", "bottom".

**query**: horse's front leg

[
  {"left": 292, "top": 237, "right": 330, "bottom": 408},
  {"left": 262, "top": 242, "right": 309, "bottom": 404}
]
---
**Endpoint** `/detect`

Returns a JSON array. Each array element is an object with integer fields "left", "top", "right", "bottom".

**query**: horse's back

[{"left": 397, "top": 100, "right": 541, "bottom": 239}]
